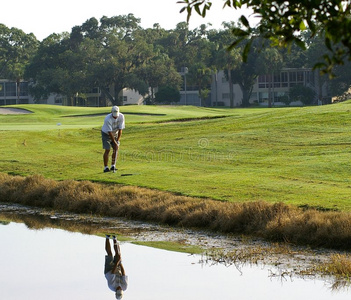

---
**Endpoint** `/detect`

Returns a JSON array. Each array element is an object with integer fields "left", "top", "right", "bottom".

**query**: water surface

[{"left": 0, "top": 221, "right": 350, "bottom": 300}]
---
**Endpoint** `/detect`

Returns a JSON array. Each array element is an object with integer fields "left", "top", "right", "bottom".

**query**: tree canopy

[
  {"left": 0, "top": 24, "right": 38, "bottom": 102},
  {"left": 179, "top": 0, "right": 351, "bottom": 74},
  {"left": 2, "top": 10, "right": 351, "bottom": 107}
]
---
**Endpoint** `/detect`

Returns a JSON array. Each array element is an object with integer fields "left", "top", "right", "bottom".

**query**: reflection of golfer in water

[{"left": 105, "top": 235, "right": 128, "bottom": 299}]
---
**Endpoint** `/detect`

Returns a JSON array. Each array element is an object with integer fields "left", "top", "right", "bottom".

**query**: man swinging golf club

[{"left": 101, "top": 106, "right": 125, "bottom": 173}]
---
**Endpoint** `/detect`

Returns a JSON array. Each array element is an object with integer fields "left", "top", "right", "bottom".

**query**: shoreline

[
  {"left": 1, "top": 172, "right": 351, "bottom": 251},
  {"left": 0, "top": 202, "right": 337, "bottom": 272},
  {"left": 3, "top": 201, "right": 351, "bottom": 290}
]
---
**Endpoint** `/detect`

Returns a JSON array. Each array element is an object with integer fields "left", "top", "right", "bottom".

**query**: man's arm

[
  {"left": 119, "top": 263, "right": 125, "bottom": 276},
  {"left": 108, "top": 131, "right": 118, "bottom": 149},
  {"left": 116, "top": 129, "right": 122, "bottom": 143}
]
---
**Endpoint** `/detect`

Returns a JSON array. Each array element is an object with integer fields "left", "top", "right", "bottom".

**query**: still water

[{"left": 0, "top": 221, "right": 350, "bottom": 300}]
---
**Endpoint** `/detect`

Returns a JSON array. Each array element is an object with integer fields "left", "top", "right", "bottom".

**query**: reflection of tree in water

[{"left": 0, "top": 210, "right": 105, "bottom": 234}]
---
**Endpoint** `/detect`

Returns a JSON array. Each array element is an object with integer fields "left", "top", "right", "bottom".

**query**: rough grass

[
  {"left": 1, "top": 173, "right": 351, "bottom": 250},
  {"left": 322, "top": 254, "right": 351, "bottom": 277}
]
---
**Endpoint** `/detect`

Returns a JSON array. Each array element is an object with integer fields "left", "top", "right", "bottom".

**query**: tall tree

[
  {"left": 0, "top": 24, "right": 38, "bottom": 103},
  {"left": 26, "top": 15, "right": 156, "bottom": 106},
  {"left": 256, "top": 47, "right": 283, "bottom": 107},
  {"left": 25, "top": 33, "right": 90, "bottom": 104},
  {"left": 179, "top": 0, "right": 351, "bottom": 75},
  {"left": 138, "top": 48, "right": 181, "bottom": 102}
]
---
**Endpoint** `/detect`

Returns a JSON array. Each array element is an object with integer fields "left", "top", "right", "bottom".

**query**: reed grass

[
  {"left": 321, "top": 254, "right": 351, "bottom": 278},
  {"left": 1, "top": 173, "right": 351, "bottom": 250}
]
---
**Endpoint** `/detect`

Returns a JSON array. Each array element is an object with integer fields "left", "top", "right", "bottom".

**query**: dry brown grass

[
  {"left": 321, "top": 254, "right": 351, "bottom": 277},
  {"left": 1, "top": 173, "right": 351, "bottom": 250}
]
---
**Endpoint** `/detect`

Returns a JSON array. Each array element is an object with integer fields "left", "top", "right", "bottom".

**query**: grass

[
  {"left": 2, "top": 102, "right": 351, "bottom": 279},
  {"left": 133, "top": 241, "right": 204, "bottom": 254},
  {"left": 1, "top": 103, "right": 351, "bottom": 210},
  {"left": 321, "top": 254, "right": 351, "bottom": 278},
  {"left": 1, "top": 173, "right": 351, "bottom": 250}
]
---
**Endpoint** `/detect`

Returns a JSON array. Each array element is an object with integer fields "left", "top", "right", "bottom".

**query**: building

[
  {"left": 210, "top": 71, "right": 243, "bottom": 107},
  {"left": 0, "top": 80, "right": 144, "bottom": 107},
  {"left": 210, "top": 68, "right": 331, "bottom": 107},
  {"left": 0, "top": 68, "right": 330, "bottom": 108},
  {"left": 0, "top": 79, "right": 31, "bottom": 105}
]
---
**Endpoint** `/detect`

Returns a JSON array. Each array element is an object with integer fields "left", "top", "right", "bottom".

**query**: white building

[
  {"left": 0, "top": 79, "right": 31, "bottom": 105},
  {"left": 210, "top": 68, "right": 330, "bottom": 107},
  {"left": 0, "top": 80, "right": 144, "bottom": 107},
  {"left": 0, "top": 68, "right": 330, "bottom": 107}
]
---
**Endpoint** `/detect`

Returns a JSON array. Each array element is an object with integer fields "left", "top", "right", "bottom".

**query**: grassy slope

[{"left": 1, "top": 103, "right": 351, "bottom": 211}]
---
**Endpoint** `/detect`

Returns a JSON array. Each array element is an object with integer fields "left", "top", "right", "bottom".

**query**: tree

[
  {"left": 179, "top": 0, "right": 351, "bottom": 74},
  {"left": 26, "top": 15, "right": 156, "bottom": 106},
  {"left": 80, "top": 15, "right": 152, "bottom": 106},
  {"left": 138, "top": 49, "right": 181, "bottom": 102},
  {"left": 210, "top": 24, "right": 241, "bottom": 107},
  {"left": 155, "top": 86, "right": 180, "bottom": 103},
  {"left": 329, "top": 60, "right": 351, "bottom": 101},
  {"left": 0, "top": 24, "right": 38, "bottom": 103},
  {"left": 136, "top": 26, "right": 182, "bottom": 102},
  {"left": 256, "top": 47, "right": 283, "bottom": 107},
  {"left": 289, "top": 85, "right": 316, "bottom": 105},
  {"left": 213, "top": 28, "right": 282, "bottom": 107},
  {"left": 188, "top": 63, "right": 212, "bottom": 106},
  {"left": 25, "top": 33, "right": 91, "bottom": 104},
  {"left": 228, "top": 43, "right": 259, "bottom": 107}
]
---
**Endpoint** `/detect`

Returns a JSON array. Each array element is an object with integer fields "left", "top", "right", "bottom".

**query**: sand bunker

[{"left": 0, "top": 108, "right": 32, "bottom": 114}]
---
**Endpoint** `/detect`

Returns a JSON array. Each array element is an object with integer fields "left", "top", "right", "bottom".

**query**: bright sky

[{"left": 2, "top": 0, "right": 253, "bottom": 41}]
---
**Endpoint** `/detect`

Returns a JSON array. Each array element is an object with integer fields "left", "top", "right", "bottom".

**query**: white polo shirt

[
  {"left": 101, "top": 113, "right": 125, "bottom": 135},
  {"left": 105, "top": 271, "right": 128, "bottom": 292}
]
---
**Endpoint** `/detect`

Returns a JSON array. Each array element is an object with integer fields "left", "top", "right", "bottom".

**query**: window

[
  {"left": 0, "top": 83, "right": 4, "bottom": 96},
  {"left": 258, "top": 75, "right": 266, "bottom": 88},
  {"left": 265, "top": 74, "right": 273, "bottom": 88},
  {"left": 289, "top": 72, "right": 297, "bottom": 82},
  {"left": 274, "top": 92, "right": 288, "bottom": 102},
  {"left": 19, "top": 82, "right": 29, "bottom": 96},
  {"left": 281, "top": 72, "right": 288, "bottom": 87},
  {"left": 55, "top": 96, "right": 63, "bottom": 104},
  {"left": 274, "top": 74, "right": 281, "bottom": 88},
  {"left": 296, "top": 71, "right": 304, "bottom": 82},
  {"left": 250, "top": 92, "right": 257, "bottom": 101},
  {"left": 259, "top": 92, "right": 269, "bottom": 102},
  {"left": 5, "top": 82, "right": 16, "bottom": 97}
]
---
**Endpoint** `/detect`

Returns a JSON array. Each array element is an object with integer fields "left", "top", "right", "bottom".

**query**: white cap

[{"left": 111, "top": 106, "right": 119, "bottom": 117}]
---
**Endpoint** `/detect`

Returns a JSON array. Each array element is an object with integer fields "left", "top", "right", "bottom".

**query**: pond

[{"left": 1, "top": 218, "right": 351, "bottom": 300}]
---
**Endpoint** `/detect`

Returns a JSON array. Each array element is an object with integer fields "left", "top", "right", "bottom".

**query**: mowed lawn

[{"left": 1, "top": 103, "right": 351, "bottom": 211}]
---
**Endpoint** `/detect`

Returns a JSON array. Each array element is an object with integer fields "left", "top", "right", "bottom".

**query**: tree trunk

[
  {"left": 16, "top": 78, "right": 20, "bottom": 105},
  {"left": 268, "top": 74, "right": 272, "bottom": 108},
  {"left": 100, "top": 86, "right": 118, "bottom": 106},
  {"left": 228, "top": 69, "right": 234, "bottom": 108},
  {"left": 114, "top": 85, "right": 124, "bottom": 106}
]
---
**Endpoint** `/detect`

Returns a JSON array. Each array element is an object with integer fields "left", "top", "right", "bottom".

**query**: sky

[{"left": 2, "top": 0, "right": 253, "bottom": 41}]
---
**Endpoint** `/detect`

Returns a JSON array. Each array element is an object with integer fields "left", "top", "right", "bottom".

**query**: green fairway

[{"left": 1, "top": 103, "right": 351, "bottom": 211}]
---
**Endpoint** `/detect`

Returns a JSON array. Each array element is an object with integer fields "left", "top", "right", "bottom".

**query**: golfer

[
  {"left": 101, "top": 106, "right": 125, "bottom": 173},
  {"left": 104, "top": 235, "right": 128, "bottom": 299}
]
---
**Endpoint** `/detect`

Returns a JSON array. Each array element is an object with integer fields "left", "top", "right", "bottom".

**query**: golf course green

[{"left": 0, "top": 103, "right": 350, "bottom": 211}]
